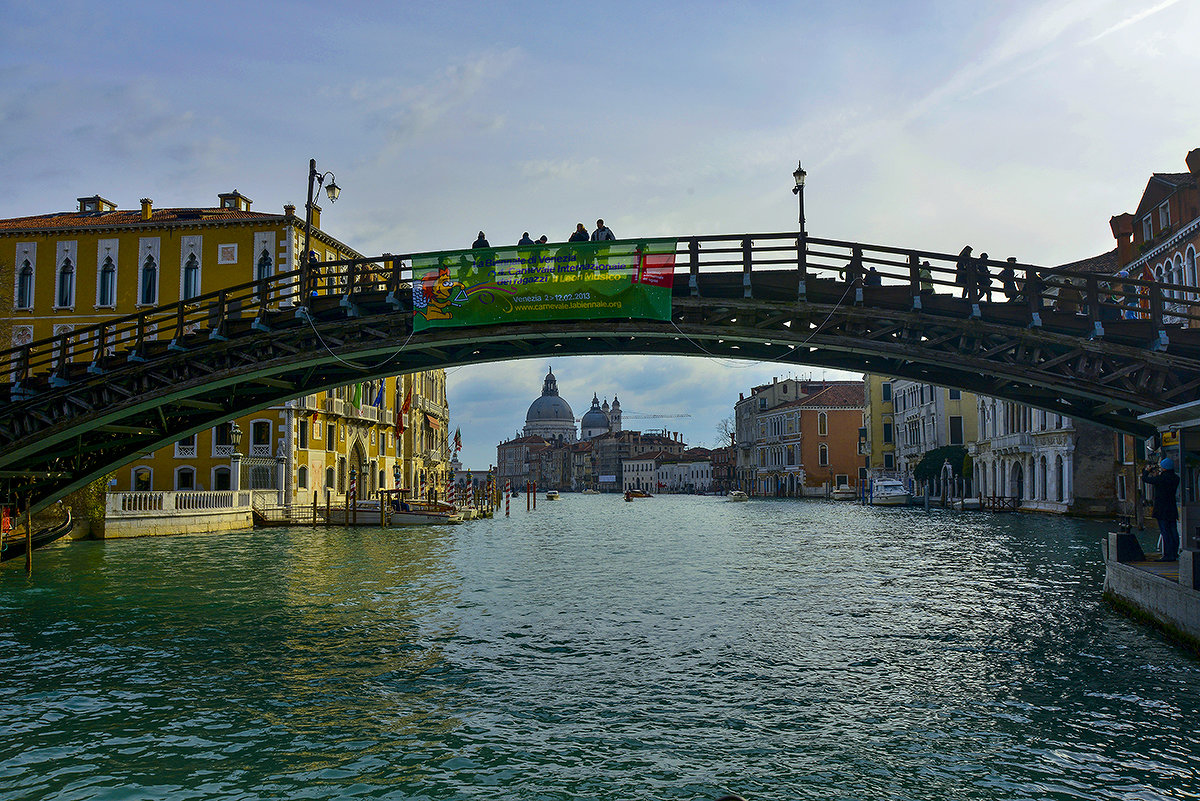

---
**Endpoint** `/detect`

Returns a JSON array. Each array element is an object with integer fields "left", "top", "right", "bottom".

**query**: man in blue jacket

[{"left": 1142, "top": 457, "right": 1181, "bottom": 561}]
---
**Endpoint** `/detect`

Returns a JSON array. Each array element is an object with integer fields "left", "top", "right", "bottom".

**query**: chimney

[
  {"left": 1110, "top": 213, "right": 1135, "bottom": 267},
  {"left": 1186, "top": 148, "right": 1200, "bottom": 180},
  {"left": 140, "top": 198, "right": 152, "bottom": 221},
  {"left": 284, "top": 204, "right": 296, "bottom": 218}
]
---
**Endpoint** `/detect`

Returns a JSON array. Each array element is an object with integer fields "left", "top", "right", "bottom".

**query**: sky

[{"left": 3, "top": 0, "right": 1199, "bottom": 471}]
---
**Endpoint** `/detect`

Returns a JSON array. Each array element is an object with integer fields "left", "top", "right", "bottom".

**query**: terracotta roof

[
  {"left": 1055, "top": 248, "right": 1119, "bottom": 275},
  {"left": 1152, "top": 172, "right": 1195, "bottom": 189},
  {"left": 798, "top": 383, "right": 865, "bottom": 408},
  {"left": 0, "top": 207, "right": 286, "bottom": 232}
]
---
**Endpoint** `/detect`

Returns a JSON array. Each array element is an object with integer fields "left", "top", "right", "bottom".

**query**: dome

[
  {"left": 580, "top": 393, "right": 609, "bottom": 435},
  {"left": 523, "top": 368, "right": 578, "bottom": 442}
]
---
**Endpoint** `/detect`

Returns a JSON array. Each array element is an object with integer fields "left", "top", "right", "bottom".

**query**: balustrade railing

[
  {"left": 107, "top": 490, "right": 252, "bottom": 516},
  {"left": 2, "top": 234, "right": 1197, "bottom": 400}
]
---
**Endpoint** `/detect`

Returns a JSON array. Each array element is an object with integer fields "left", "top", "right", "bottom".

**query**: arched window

[
  {"left": 1038, "top": 456, "right": 1047, "bottom": 500},
  {"left": 817, "top": 412, "right": 828, "bottom": 436},
  {"left": 1186, "top": 247, "right": 1197, "bottom": 298},
  {"left": 140, "top": 254, "right": 158, "bottom": 305},
  {"left": 297, "top": 465, "right": 308, "bottom": 489},
  {"left": 213, "top": 466, "right": 231, "bottom": 491},
  {"left": 98, "top": 256, "right": 116, "bottom": 306},
  {"left": 325, "top": 466, "right": 335, "bottom": 490},
  {"left": 251, "top": 420, "right": 272, "bottom": 456},
  {"left": 16, "top": 259, "right": 33, "bottom": 309},
  {"left": 182, "top": 252, "right": 200, "bottom": 300},
  {"left": 175, "top": 467, "right": 196, "bottom": 491},
  {"left": 256, "top": 248, "right": 273, "bottom": 283},
  {"left": 57, "top": 257, "right": 75, "bottom": 307},
  {"left": 818, "top": 443, "right": 829, "bottom": 466},
  {"left": 133, "top": 467, "right": 152, "bottom": 491},
  {"left": 1055, "top": 456, "right": 1065, "bottom": 503}
]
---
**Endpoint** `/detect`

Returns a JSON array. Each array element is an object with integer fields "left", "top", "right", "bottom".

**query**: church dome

[
  {"left": 580, "top": 393, "right": 609, "bottom": 435},
  {"left": 523, "top": 367, "right": 578, "bottom": 442}
]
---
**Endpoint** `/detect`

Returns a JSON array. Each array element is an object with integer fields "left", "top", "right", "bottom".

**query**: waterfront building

[
  {"left": 657, "top": 448, "right": 714, "bottom": 494},
  {"left": 969, "top": 397, "right": 1127, "bottom": 516},
  {"left": 1108, "top": 146, "right": 1199, "bottom": 317},
  {"left": 593, "top": 429, "right": 686, "bottom": 493},
  {"left": 709, "top": 444, "right": 736, "bottom": 493},
  {"left": 734, "top": 377, "right": 865, "bottom": 496},
  {"left": 496, "top": 434, "right": 552, "bottom": 490},
  {"left": 568, "top": 441, "right": 594, "bottom": 491},
  {"left": 890, "top": 380, "right": 978, "bottom": 484},
  {"left": 0, "top": 191, "right": 448, "bottom": 508},
  {"left": 862, "top": 374, "right": 897, "bottom": 475}
]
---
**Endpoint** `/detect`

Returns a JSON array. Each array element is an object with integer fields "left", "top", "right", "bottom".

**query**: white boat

[
  {"left": 324, "top": 499, "right": 462, "bottom": 526},
  {"left": 581, "top": 489, "right": 600, "bottom": 495},
  {"left": 869, "top": 477, "right": 911, "bottom": 507},
  {"left": 727, "top": 490, "right": 749, "bottom": 502},
  {"left": 832, "top": 484, "right": 856, "bottom": 501},
  {"left": 545, "top": 490, "right": 560, "bottom": 500}
]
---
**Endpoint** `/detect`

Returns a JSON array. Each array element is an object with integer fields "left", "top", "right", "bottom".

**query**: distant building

[
  {"left": 890, "top": 380, "right": 977, "bottom": 482},
  {"left": 733, "top": 377, "right": 865, "bottom": 496}
]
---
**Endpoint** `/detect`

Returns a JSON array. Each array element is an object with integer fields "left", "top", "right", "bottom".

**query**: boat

[
  {"left": 323, "top": 498, "right": 462, "bottom": 526},
  {"left": 624, "top": 489, "right": 653, "bottom": 501},
  {"left": 727, "top": 490, "right": 749, "bottom": 502},
  {"left": 869, "top": 476, "right": 911, "bottom": 506},
  {"left": 545, "top": 490, "right": 560, "bottom": 500},
  {"left": 581, "top": 489, "right": 600, "bottom": 495},
  {"left": 832, "top": 484, "right": 856, "bottom": 501},
  {"left": 1, "top": 508, "right": 73, "bottom": 563}
]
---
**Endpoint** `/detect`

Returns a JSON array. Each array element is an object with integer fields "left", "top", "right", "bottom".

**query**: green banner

[{"left": 412, "top": 239, "right": 676, "bottom": 331}]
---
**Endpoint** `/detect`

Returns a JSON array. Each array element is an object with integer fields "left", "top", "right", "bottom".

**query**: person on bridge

[
  {"left": 518, "top": 232, "right": 535, "bottom": 246},
  {"left": 473, "top": 231, "right": 490, "bottom": 248},
  {"left": 1142, "top": 458, "right": 1180, "bottom": 561},
  {"left": 919, "top": 260, "right": 934, "bottom": 294},
  {"left": 591, "top": 219, "right": 616, "bottom": 241},
  {"left": 975, "top": 252, "right": 993, "bottom": 302},
  {"left": 999, "top": 258, "right": 1020, "bottom": 301},
  {"left": 538, "top": 235, "right": 548, "bottom": 244},
  {"left": 864, "top": 265, "right": 882, "bottom": 286},
  {"left": 955, "top": 246, "right": 975, "bottom": 300},
  {"left": 569, "top": 223, "right": 590, "bottom": 243}
]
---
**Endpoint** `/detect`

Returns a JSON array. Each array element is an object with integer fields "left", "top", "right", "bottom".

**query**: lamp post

[
  {"left": 792, "top": 161, "right": 807, "bottom": 236},
  {"left": 229, "top": 421, "right": 243, "bottom": 493},
  {"left": 300, "top": 158, "right": 341, "bottom": 302}
]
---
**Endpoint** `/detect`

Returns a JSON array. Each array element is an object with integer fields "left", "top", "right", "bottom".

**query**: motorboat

[
  {"left": 832, "top": 484, "right": 856, "bottom": 501},
  {"left": 581, "top": 489, "right": 600, "bottom": 495},
  {"left": 624, "top": 489, "right": 653, "bottom": 501},
  {"left": 869, "top": 476, "right": 911, "bottom": 507},
  {"left": 545, "top": 490, "right": 560, "bottom": 500},
  {"left": 727, "top": 490, "right": 749, "bottom": 502}
]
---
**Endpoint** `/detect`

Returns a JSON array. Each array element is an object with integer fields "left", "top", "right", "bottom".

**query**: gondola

[{"left": 1, "top": 508, "right": 73, "bottom": 563}]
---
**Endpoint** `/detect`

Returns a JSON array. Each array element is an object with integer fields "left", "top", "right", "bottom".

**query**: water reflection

[{"left": 1, "top": 497, "right": 1198, "bottom": 799}]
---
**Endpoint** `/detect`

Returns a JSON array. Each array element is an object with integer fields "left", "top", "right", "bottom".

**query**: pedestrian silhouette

[
  {"left": 955, "top": 246, "right": 974, "bottom": 300},
  {"left": 472, "top": 231, "right": 489, "bottom": 249}
]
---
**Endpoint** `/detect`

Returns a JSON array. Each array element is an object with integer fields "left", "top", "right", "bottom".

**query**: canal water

[{"left": 2, "top": 496, "right": 1198, "bottom": 800}]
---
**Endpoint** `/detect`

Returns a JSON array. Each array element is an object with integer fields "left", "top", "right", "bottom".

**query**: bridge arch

[{"left": 2, "top": 231, "right": 1200, "bottom": 514}]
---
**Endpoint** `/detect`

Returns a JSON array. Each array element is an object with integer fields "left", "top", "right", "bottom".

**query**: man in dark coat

[{"left": 1142, "top": 457, "right": 1181, "bottom": 561}]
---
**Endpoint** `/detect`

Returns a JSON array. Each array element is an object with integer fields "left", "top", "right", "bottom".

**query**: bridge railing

[{"left": 2, "top": 234, "right": 1198, "bottom": 400}]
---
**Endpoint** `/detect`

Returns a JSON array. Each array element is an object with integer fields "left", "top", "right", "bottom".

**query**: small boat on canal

[
  {"left": 0, "top": 508, "right": 73, "bottom": 563},
  {"left": 545, "top": 490, "right": 560, "bottom": 500},
  {"left": 624, "top": 489, "right": 653, "bottom": 501},
  {"left": 727, "top": 490, "right": 749, "bottom": 502},
  {"left": 869, "top": 476, "right": 911, "bottom": 507},
  {"left": 832, "top": 484, "right": 856, "bottom": 501}
]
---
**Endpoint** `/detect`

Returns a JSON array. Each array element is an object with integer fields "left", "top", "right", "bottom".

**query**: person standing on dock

[{"left": 1142, "top": 457, "right": 1180, "bottom": 562}]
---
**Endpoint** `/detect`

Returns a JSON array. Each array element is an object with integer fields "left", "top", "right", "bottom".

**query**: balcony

[
  {"left": 323, "top": 397, "right": 344, "bottom": 417},
  {"left": 991, "top": 432, "right": 1033, "bottom": 454},
  {"left": 347, "top": 404, "right": 380, "bottom": 423},
  {"left": 296, "top": 394, "right": 321, "bottom": 413}
]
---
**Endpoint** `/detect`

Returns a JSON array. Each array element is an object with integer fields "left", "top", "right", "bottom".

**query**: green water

[{"left": 1, "top": 496, "right": 1197, "bottom": 800}]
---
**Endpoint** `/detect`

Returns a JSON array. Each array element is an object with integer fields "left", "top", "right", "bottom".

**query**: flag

[
  {"left": 400, "top": 385, "right": 412, "bottom": 414},
  {"left": 351, "top": 382, "right": 362, "bottom": 408},
  {"left": 373, "top": 382, "right": 385, "bottom": 408},
  {"left": 454, "top": 427, "right": 462, "bottom": 452}
]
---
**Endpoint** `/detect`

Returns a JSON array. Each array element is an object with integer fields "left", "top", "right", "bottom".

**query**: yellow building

[
  {"left": 862, "top": 373, "right": 897, "bottom": 472},
  {"left": 0, "top": 191, "right": 449, "bottom": 504}
]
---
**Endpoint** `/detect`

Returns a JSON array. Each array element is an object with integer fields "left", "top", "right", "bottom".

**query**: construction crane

[{"left": 575, "top": 411, "right": 691, "bottom": 421}]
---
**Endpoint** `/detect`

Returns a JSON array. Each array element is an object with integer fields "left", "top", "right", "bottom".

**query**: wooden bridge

[{"left": 2, "top": 232, "right": 1198, "bottom": 514}]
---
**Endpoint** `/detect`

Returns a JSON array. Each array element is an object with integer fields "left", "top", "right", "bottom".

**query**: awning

[{"left": 425, "top": 413, "right": 442, "bottom": 430}]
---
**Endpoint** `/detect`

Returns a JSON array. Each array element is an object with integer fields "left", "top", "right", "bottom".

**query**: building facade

[
  {"left": 0, "top": 191, "right": 449, "bottom": 506},
  {"left": 890, "top": 380, "right": 978, "bottom": 483}
]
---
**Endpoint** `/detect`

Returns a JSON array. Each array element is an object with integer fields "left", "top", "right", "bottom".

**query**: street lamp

[
  {"left": 230, "top": 421, "right": 243, "bottom": 454},
  {"left": 792, "top": 161, "right": 807, "bottom": 236},
  {"left": 300, "top": 158, "right": 341, "bottom": 301}
]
